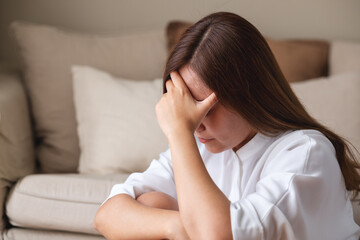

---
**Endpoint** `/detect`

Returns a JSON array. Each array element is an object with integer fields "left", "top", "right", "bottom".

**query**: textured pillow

[
  {"left": 10, "top": 21, "right": 167, "bottom": 173},
  {"left": 267, "top": 39, "right": 329, "bottom": 82},
  {"left": 72, "top": 65, "right": 168, "bottom": 174},
  {"left": 165, "top": 21, "right": 329, "bottom": 82},
  {"left": 329, "top": 41, "right": 360, "bottom": 75},
  {"left": 291, "top": 72, "right": 360, "bottom": 152},
  {"left": 166, "top": 21, "right": 192, "bottom": 52}
]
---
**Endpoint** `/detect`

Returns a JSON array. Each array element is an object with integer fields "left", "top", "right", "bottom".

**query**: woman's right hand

[{"left": 155, "top": 71, "right": 217, "bottom": 141}]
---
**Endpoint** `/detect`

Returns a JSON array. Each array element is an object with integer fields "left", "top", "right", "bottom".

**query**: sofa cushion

[
  {"left": 329, "top": 40, "right": 360, "bottom": 75},
  {"left": 165, "top": 21, "right": 329, "bottom": 82},
  {"left": 267, "top": 39, "right": 329, "bottom": 82},
  {"left": 10, "top": 21, "right": 167, "bottom": 173},
  {"left": 291, "top": 71, "right": 360, "bottom": 160},
  {"left": 3, "top": 228, "right": 105, "bottom": 240},
  {"left": 0, "top": 71, "right": 35, "bottom": 230},
  {"left": 6, "top": 173, "right": 129, "bottom": 235},
  {"left": 166, "top": 21, "right": 192, "bottom": 52},
  {"left": 72, "top": 65, "right": 168, "bottom": 174}
]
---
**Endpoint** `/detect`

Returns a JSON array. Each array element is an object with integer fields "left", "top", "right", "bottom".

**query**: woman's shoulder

[
  {"left": 271, "top": 129, "right": 334, "bottom": 153},
  {"left": 262, "top": 129, "right": 337, "bottom": 175}
]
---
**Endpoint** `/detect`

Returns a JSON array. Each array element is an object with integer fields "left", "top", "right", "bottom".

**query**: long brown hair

[{"left": 163, "top": 12, "right": 360, "bottom": 196}]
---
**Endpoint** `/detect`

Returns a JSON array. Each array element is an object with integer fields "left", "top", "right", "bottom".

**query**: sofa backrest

[{"left": 11, "top": 21, "right": 167, "bottom": 173}]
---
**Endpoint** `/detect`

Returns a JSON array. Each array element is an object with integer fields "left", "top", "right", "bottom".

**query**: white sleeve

[
  {"left": 229, "top": 132, "right": 359, "bottom": 240},
  {"left": 105, "top": 148, "right": 176, "bottom": 201}
]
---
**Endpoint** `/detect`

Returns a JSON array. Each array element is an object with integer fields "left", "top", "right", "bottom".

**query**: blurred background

[{"left": 0, "top": 0, "right": 359, "bottom": 69}]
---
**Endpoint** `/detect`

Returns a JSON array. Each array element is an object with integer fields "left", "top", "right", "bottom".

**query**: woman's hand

[{"left": 155, "top": 71, "right": 217, "bottom": 140}]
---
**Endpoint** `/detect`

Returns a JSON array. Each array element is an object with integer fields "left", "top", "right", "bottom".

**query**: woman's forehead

[{"left": 179, "top": 65, "right": 212, "bottom": 101}]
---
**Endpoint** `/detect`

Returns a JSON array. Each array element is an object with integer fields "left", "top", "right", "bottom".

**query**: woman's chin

[{"left": 204, "top": 142, "right": 225, "bottom": 154}]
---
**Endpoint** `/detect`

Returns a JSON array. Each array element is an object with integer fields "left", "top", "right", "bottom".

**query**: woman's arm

[
  {"left": 94, "top": 194, "right": 187, "bottom": 240},
  {"left": 136, "top": 191, "right": 179, "bottom": 211},
  {"left": 155, "top": 71, "right": 233, "bottom": 240},
  {"left": 169, "top": 129, "right": 233, "bottom": 240}
]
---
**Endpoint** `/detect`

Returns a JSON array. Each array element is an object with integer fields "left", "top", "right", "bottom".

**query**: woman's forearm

[
  {"left": 168, "top": 130, "right": 233, "bottom": 240},
  {"left": 94, "top": 194, "right": 180, "bottom": 240}
]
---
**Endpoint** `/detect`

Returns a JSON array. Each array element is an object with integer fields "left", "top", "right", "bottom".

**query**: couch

[{"left": 0, "top": 19, "right": 360, "bottom": 240}]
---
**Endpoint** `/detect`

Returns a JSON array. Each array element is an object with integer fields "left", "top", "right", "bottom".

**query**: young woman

[{"left": 94, "top": 12, "right": 360, "bottom": 239}]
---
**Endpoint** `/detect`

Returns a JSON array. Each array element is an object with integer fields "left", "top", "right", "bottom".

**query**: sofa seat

[
  {"left": 5, "top": 173, "right": 129, "bottom": 235},
  {"left": 3, "top": 228, "right": 105, "bottom": 240}
]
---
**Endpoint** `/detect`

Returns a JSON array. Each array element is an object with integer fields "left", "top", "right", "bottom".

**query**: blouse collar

[{"left": 234, "top": 132, "right": 280, "bottom": 163}]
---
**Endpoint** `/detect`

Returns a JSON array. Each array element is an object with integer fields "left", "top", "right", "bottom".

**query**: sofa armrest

[{"left": 0, "top": 70, "right": 35, "bottom": 231}]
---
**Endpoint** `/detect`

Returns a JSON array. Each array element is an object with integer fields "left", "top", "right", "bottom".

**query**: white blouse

[{"left": 106, "top": 129, "right": 360, "bottom": 239}]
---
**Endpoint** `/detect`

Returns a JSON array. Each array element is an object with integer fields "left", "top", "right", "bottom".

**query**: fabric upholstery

[
  {"left": 166, "top": 21, "right": 192, "bottom": 52},
  {"left": 3, "top": 228, "right": 105, "bottom": 240},
  {"left": 291, "top": 72, "right": 360, "bottom": 156},
  {"left": 72, "top": 65, "right": 168, "bottom": 174},
  {"left": 6, "top": 173, "right": 129, "bottom": 235},
  {"left": 267, "top": 39, "right": 329, "bottom": 82},
  {"left": 0, "top": 71, "right": 35, "bottom": 231},
  {"left": 165, "top": 21, "right": 329, "bottom": 82},
  {"left": 10, "top": 21, "right": 167, "bottom": 173}
]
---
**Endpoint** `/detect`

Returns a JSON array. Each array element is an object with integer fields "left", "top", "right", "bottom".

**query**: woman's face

[{"left": 179, "top": 65, "right": 257, "bottom": 153}]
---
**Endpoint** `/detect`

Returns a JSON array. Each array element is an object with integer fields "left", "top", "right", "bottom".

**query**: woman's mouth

[{"left": 198, "top": 137, "right": 213, "bottom": 144}]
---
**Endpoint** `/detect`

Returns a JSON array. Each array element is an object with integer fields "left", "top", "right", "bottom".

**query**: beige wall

[{"left": 1, "top": 0, "right": 359, "bottom": 67}]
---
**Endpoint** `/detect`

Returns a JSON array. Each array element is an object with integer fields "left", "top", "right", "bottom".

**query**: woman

[{"left": 94, "top": 12, "right": 360, "bottom": 239}]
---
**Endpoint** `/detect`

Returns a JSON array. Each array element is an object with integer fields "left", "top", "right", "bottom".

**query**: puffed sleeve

[
  {"left": 105, "top": 148, "right": 176, "bottom": 201},
  {"left": 230, "top": 131, "right": 359, "bottom": 239}
]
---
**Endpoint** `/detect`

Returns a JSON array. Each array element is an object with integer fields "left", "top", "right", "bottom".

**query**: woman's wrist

[{"left": 167, "top": 126, "right": 194, "bottom": 145}]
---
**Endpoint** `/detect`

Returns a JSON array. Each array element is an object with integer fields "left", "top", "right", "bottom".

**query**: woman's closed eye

[{"left": 205, "top": 107, "right": 214, "bottom": 117}]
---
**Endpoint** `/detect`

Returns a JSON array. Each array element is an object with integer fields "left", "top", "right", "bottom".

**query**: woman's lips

[{"left": 198, "top": 137, "right": 213, "bottom": 144}]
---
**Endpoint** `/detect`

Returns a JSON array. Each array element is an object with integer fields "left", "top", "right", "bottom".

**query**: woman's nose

[{"left": 196, "top": 123, "right": 205, "bottom": 133}]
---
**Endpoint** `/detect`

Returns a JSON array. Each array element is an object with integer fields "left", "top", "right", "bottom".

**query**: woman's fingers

[
  {"left": 202, "top": 92, "right": 218, "bottom": 111},
  {"left": 167, "top": 70, "right": 217, "bottom": 118},
  {"left": 165, "top": 79, "right": 174, "bottom": 92},
  {"left": 198, "top": 92, "right": 218, "bottom": 118},
  {"left": 170, "top": 71, "right": 189, "bottom": 92}
]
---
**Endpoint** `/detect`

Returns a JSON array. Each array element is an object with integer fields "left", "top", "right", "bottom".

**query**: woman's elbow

[{"left": 93, "top": 206, "right": 106, "bottom": 233}]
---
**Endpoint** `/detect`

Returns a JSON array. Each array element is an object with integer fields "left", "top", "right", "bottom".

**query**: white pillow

[
  {"left": 291, "top": 72, "right": 360, "bottom": 152},
  {"left": 72, "top": 65, "right": 168, "bottom": 174}
]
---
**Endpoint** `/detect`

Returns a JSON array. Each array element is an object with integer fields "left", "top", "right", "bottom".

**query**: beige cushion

[
  {"left": 330, "top": 41, "right": 360, "bottom": 75},
  {"left": 165, "top": 21, "right": 329, "bottom": 83},
  {"left": 6, "top": 173, "right": 129, "bottom": 235},
  {"left": 72, "top": 66, "right": 168, "bottom": 174},
  {"left": 4, "top": 228, "right": 105, "bottom": 240},
  {"left": 10, "top": 21, "right": 167, "bottom": 173},
  {"left": 0, "top": 71, "right": 35, "bottom": 230},
  {"left": 291, "top": 72, "right": 360, "bottom": 155}
]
